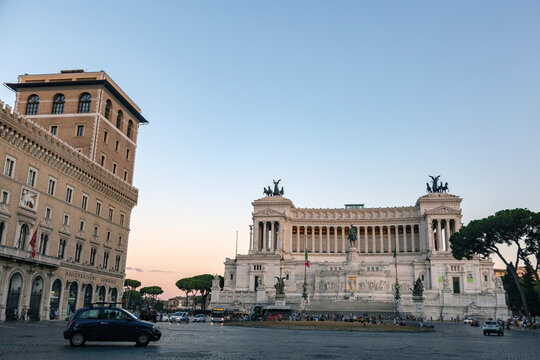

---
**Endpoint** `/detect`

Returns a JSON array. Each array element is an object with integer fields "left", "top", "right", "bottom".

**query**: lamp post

[{"left": 302, "top": 235, "right": 308, "bottom": 301}]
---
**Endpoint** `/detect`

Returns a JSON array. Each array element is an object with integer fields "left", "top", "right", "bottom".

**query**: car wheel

[
  {"left": 70, "top": 332, "right": 86, "bottom": 347},
  {"left": 135, "top": 332, "right": 150, "bottom": 347}
]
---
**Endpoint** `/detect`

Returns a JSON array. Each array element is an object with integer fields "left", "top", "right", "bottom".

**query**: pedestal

[
  {"left": 412, "top": 296, "right": 425, "bottom": 318},
  {"left": 275, "top": 294, "right": 286, "bottom": 306},
  {"left": 345, "top": 246, "right": 359, "bottom": 264},
  {"left": 256, "top": 288, "right": 266, "bottom": 303}
]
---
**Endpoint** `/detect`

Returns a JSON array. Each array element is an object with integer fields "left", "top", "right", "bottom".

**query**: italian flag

[
  {"left": 305, "top": 248, "right": 310, "bottom": 268},
  {"left": 393, "top": 247, "right": 397, "bottom": 269}
]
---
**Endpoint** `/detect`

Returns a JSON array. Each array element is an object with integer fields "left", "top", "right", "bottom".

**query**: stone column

[
  {"left": 311, "top": 226, "right": 314, "bottom": 253},
  {"left": 403, "top": 225, "right": 408, "bottom": 252},
  {"left": 296, "top": 226, "right": 300, "bottom": 252},
  {"left": 396, "top": 225, "right": 400, "bottom": 253},
  {"left": 387, "top": 226, "right": 392, "bottom": 253},
  {"left": 379, "top": 226, "right": 384, "bottom": 253},
  {"left": 319, "top": 226, "right": 322, "bottom": 253},
  {"left": 445, "top": 220, "right": 450, "bottom": 252},
  {"left": 436, "top": 220, "right": 442, "bottom": 252},
  {"left": 411, "top": 225, "right": 416, "bottom": 252},
  {"left": 326, "top": 227, "right": 330, "bottom": 253},
  {"left": 364, "top": 226, "right": 368, "bottom": 253}
]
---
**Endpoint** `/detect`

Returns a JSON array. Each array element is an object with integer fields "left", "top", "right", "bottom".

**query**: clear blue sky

[{"left": 1, "top": 1, "right": 539, "bottom": 298}]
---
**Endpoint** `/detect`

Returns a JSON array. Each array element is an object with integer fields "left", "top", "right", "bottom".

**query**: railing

[{"left": 0, "top": 244, "right": 61, "bottom": 267}]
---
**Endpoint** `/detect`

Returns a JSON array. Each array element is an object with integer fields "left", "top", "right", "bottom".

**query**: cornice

[{"left": 0, "top": 101, "right": 138, "bottom": 209}]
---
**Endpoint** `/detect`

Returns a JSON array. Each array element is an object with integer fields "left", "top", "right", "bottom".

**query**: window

[
  {"left": 96, "top": 201, "right": 102, "bottom": 216},
  {"left": 63, "top": 214, "right": 69, "bottom": 226},
  {"left": 79, "top": 309, "right": 100, "bottom": 319},
  {"left": 1, "top": 190, "right": 9, "bottom": 204},
  {"left": 118, "top": 235, "right": 122, "bottom": 246},
  {"left": 27, "top": 167, "right": 37, "bottom": 187},
  {"left": 51, "top": 94, "right": 65, "bottom": 114},
  {"left": 116, "top": 110, "right": 123, "bottom": 129},
  {"left": 123, "top": 170, "right": 128, "bottom": 181},
  {"left": 47, "top": 177, "right": 56, "bottom": 195},
  {"left": 25, "top": 94, "right": 39, "bottom": 115},
  {"left": 79, "top": 220, "right": 85, "bottom": 232},
  {"left": 115, "top": 140, "right": 119, "bottom": 152},
  {"left": 104, "top": 100, "right": 112, "bottom": 119},
  {"left": 45, "top": 207, "right": 52, "bottom": 220},
  {"left": 112, "top": 163, "right": 117, "bottom": 175},
  {"left": 108, "top": 207, "right": 114, "bottom": 221},
  {"left": 18, "top": 224, "right": 28, "bottom": 249},
  {"left": 106, "top": 231, "right": 111, "bottom": 242},
  {"left": 77, "top": 93, "right": 91, "bottom": 113},
  {"left": 65, "top": 186, "right": 73, "bottom": 203},
  {"left": 75, "top": 243, "right": 82, "bottom": 263},
  {"left": 50, "top": 126, "right": 58, "bottom": 135},
  {"left": 58, "top": 239, "right": 66, "bottom": 259},
  {"left": 90, "top": 247, "right": 96, "bottom": 266},
  {"left": 4, "top": 156, "right": 15, "bottom": 177},
  {"left": 39, "top": 233, "right": 48, "bottom": 255},
  {"left": 93, "top": 225, "right": 99, "bottom": 237},
  {"left": 81, "top": 194, "right": 88, "bottom": 210},
  {"left": 119, "top": 213, "right": 125, "bottom": 226},
  {"left": 76, "top": 125, "right": 84, "bottom": 137},
  {"left": 103, "top": 131, "right": 108, "bottom": 143},
  {"left": 127, "top": 120, "right": 133, "bottom": 138},
  {"left": 114, "top": 255, "right": 121, "bottom": 271},
  {"left": 100, "top": 155, "right": 105, "bottom": 167},
  {"left": 103, "top": 251, "right": 109, "bottom": 268},
  {"left": 126, "top": 148, "right": 130, "bottom": 160}
]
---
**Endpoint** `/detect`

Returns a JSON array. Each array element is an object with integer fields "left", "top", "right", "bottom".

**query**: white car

[
  {"left": 159, "top": 314, "right": 169, "bottom": 322},
  {"left": 170, "top": 312, "right": 189, "bottom": 323},
  {"left": 193, "top": 314, "right": 206, "bottom": 323},
  {"left": 483, "top": 320, "right": 504, "bottom": 336}
]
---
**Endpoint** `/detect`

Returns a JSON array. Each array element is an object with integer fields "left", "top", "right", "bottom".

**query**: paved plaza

[{"left": 0, "top": 321, "right": 539, "bottom": 360}]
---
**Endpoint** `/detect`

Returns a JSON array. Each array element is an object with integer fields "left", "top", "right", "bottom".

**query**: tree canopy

[
  {"left": 175, "top": 274, "right": 223, "bottom": 310},
  {"left": 124, "top": 279, "right": 141, "bottom": 290},
  {"left": 140, "top": 286, "right": 163, "bottom": 300},
  {"left": 450, "top": 208, "right": 540, "bottom": 322}
]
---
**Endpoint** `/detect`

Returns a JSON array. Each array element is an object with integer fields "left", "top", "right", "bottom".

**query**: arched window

[
  {"left": 104, "top": 100, "right": 112, "bottom": 119},
  {"left": 0, "top": 221, "right": 5, "bottom": 244},
  {"left": 18, "top": 224, "right": 29, "bottom": 249},
  {"left": 116, "top": 110, "right": 123, "bottom": 129},
  {"left": 98, "top": 286, "right": 106, "bottom": 302},
  {"left": 77, "top": 93, "right": 91, "bottom": 113},
  {"left": 127, "top": 120, "right": 133, "bottom": 138},
  {"left": 25, "top": 95, "right": 39, "bottom": 115},
  {"left": 51, "top": 94, "right": 65, "bottom": 114},
  {"left": 50, "top": 279, "right": 62, "bottom": 315}
]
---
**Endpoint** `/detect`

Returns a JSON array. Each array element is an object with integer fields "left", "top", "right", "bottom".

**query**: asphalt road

[{"left": 0, "top": 320, "right": 539, "bottom": 359}]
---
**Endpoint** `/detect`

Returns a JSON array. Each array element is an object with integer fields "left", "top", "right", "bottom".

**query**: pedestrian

[{"left": 13, "top": 308, "right": 18, "bottom": 321}]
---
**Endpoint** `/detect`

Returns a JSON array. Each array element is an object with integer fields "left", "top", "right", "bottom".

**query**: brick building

[{"left": 0, "top": 70, "right": 148, "bottom": 321}]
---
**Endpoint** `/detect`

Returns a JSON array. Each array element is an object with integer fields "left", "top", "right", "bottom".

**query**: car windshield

[
  {"left": 485, "top": 321, "right": 496, "bottom": 325},
  {"left": 173, "top": 312, "right": 185, "bottom": 316}
]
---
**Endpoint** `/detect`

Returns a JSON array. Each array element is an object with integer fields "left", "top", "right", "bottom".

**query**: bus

[
  {"left": 252, "top": 305, "right": 292, "bottom": 321},
  {"left": 210, "top": 307, "right": 233, "bottom": 323}
]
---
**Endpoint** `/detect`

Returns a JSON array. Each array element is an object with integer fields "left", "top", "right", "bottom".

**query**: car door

[
  {"left": 78, "top": 309, "right": 102, "bottom": 340},
  {"left": 102, "top": 309, "right": 136, "bottom": 341}
]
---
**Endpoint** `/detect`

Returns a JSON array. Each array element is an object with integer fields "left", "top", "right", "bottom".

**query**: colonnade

[
  {"left": 251, "top": 221, "right": 281, "bottom": 251},
  {"left": 429, "top": 218, "right": 457, "bottom": 252},
  {"left": 290, "top": 224, "right": 421, "bottom": 254}
]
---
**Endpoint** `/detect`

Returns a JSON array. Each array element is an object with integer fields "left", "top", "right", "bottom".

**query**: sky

[{"left": 0, "top": 1, "right": 539, "bottom": 299}]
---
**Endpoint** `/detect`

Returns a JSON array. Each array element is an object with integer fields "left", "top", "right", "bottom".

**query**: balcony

[{"left": 0, "top": 245, "right": 61, "bottom": 269}]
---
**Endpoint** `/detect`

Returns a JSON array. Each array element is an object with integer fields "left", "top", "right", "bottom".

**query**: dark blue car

[{"left": 63, "top": 306, "right": 161, "bottom": 347}]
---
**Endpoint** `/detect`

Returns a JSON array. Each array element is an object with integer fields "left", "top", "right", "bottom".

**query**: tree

[
  {"left": 122, "top": 289, "right": 142, "bottom": 310},
  {"left": 123, "top": 279, "right": 142, "bottom": 309},
  {"left": 124, "top": 279, "right": 141, "bottom": 291},
  {"left": 140, "top": 286, "right": 163, "bottom": 304},
  {"left": 191, "top": 274, "right": 214, "bottom": 311},
  {"left": 176, "top": 277, "right": 195, "bottom": 308},
  {"left": 451, "top": 208, "right": 539, "bottom": 323}
]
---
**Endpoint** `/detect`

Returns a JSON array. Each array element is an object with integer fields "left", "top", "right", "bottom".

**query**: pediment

[
  {"left": 253, "top": 208, "right": 285, "bottom": 217},
  {"left": 425, "top": 206, "right": 461, "bottom": 215}
]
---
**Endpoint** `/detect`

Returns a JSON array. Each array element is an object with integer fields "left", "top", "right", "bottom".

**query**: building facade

[
  {"left": 0, "top": 70, "right": 147, "bottom": 321},
  {"left": 211, "top": 188, "right": 508, "bottom": 320}
]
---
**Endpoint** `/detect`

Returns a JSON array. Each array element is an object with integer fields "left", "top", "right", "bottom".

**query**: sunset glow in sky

[{"left": 1, "top": 1, "right": 539, "bottom": 299}]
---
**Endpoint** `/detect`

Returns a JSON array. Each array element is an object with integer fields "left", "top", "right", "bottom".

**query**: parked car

[
  {"left": 63, "top": 305, "right": 161, "bottom": 347},
  {"left": 483, "top": 320, "right": 504, "bottom": 336},
  {"left": 193, "top": 314, "right": 206, "bottom": 323},
  {"left": 170, "top": 312, "right": 190, "bottom": 323}
]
